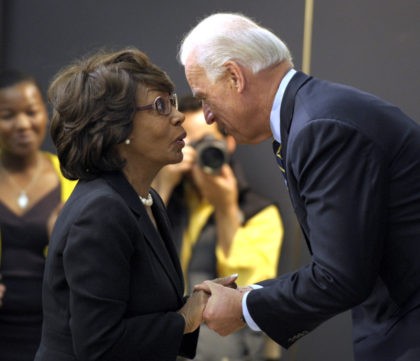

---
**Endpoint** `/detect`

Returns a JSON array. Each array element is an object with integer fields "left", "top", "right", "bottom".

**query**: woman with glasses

[{"left": 34, "top": 48, "right": 218, "bottom": 361}]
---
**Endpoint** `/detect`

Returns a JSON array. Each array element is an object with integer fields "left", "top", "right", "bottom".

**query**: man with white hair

[{"left": 179, "top": 12, "right": 420, "bottom": 361}]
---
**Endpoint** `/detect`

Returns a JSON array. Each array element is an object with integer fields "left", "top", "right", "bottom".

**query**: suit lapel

[
  {"left": 279, "top": 72, "right": 314, "bottom": 254},
  {"left": 103, "top": 172, "right": 184, "bottom": 301},
  {"left": 280, "top": 71, "right": 313, "bottom": 160}
]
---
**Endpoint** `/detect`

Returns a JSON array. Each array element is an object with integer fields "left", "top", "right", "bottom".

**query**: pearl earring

[{"left": 125, "top": 139, "right": 131, "bottom": 145}]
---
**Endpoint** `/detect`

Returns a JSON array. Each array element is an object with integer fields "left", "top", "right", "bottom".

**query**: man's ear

[{"left": 224, "top": 61, "right": 245, "bottom": 93}]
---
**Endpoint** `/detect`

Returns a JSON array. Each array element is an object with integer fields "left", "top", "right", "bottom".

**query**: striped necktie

[
  {"left": 272, "top": 139, "right": 287, "bottom": 186},
  {"left": 273, "top": 72, "right": 312, "bottom": 188}
]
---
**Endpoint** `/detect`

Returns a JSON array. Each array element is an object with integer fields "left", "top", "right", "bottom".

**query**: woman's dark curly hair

[{"left": 48, "top": 47, "right": 175, "bottom": 180}]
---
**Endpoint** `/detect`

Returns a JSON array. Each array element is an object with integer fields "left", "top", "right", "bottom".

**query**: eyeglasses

[{"left": 136, "top": 94, "right": 178, "bottom": 116}]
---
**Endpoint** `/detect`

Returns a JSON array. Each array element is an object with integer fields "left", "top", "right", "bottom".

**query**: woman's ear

[{"left": 223, "top": 61, "right": 245, "bottom": 93}]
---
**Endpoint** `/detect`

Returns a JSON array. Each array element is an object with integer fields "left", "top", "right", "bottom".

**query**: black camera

[{"left": 192, "top": 135, "right": 228, "bottom": 174}]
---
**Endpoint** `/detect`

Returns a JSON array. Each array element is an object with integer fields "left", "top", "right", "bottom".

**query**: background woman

[
  {"left": 34, "top": 48, "right": 210, "bottom": 361},
  {"left": 0, "top": 70, "right": 75, "bottom": 361}
]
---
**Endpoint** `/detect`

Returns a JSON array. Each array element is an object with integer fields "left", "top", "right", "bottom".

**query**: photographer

[{"left": 152, "top": 95, "right": 284, "bottom": 361}]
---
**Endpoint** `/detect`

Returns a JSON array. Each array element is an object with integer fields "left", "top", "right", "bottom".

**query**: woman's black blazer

[{"left": 34, "top": 171, "right": 198, "bottom": 361}]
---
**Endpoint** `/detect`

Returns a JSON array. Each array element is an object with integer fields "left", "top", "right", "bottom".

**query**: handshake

[{"left": 177, "top": 274, "right": 252, "bottom": 335}]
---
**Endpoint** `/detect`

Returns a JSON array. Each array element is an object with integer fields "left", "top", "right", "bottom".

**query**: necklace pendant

[
  {"left": 139, "top": 193, "right": 153, "bottom": 207},
  {"left": 17, "top": 191, "right": 29, "bottom": 209}
]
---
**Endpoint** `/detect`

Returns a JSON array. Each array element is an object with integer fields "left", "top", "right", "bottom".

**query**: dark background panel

[
  {"left": 1, "top": 1, "right": 419, "bottom": 360},
  {"left": 310, "top": 0, "right": 420, "bottom": 121},
  {"left": 0, "top": 0, "right": 304, "bottom": 106}
]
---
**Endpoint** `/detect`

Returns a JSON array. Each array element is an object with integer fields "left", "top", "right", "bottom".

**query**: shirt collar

[{"left": 270, "top": 68, "right": 297, "bottom": 142}]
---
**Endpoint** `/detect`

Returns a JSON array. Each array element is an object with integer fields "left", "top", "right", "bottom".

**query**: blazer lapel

[
  {"left": 139, "top": 204, "right": 184, "bottom": 301},
  {"left": 103, "top": 172, "right": 184, "bottom": 301},
  {"left": 150, "top": 189, "right": 185, "bottom": 291}
]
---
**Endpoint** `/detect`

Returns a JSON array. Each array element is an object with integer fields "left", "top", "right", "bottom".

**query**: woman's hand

[{"left": 177, "top": 290, "right": 209, "bottom": 334}]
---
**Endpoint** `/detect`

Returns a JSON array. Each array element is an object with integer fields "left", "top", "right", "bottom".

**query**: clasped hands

[{"left": 178, "top": 274, "right": 252, "bottom": 335}]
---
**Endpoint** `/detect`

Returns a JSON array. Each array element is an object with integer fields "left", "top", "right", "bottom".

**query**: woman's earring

[{"left": 125, "top": 139, "right": 131, "bottom": 145}]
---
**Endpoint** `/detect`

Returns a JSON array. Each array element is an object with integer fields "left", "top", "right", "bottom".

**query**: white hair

[{"left": 179, "top": 13, "right": 293, "bottom": 82}]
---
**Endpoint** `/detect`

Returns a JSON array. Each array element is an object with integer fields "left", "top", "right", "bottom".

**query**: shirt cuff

[{"left": 241, "top": 285, "right": 263, "bottom": 332}]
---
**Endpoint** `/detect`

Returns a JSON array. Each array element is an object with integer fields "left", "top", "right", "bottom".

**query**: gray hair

[{"left": 179, "top": 13, "right": 293, "bottom": 82}]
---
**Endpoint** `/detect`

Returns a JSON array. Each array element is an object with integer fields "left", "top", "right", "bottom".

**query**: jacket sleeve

[{"left": 247, "top": 119, "right": 387, "bottom": 348}]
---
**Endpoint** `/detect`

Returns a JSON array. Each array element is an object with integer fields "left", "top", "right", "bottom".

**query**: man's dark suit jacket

[
  {"left": 34, "top": 172, "right": 198, "bottom": 361},
  {"left": 247, "top": 72, "right": 420, "bottom": 361}
]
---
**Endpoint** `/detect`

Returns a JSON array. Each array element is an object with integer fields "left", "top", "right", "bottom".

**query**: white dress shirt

[{"left": 242, "top": 67, "right": 297, "bottom": 331}]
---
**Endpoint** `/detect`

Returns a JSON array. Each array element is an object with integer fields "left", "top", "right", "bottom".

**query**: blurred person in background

[
  {"left": 153, "top": 95, "right": 284, "bottom": 361},
  {"left": 0, "top": 69, "right": 75, "bottom": 361}
]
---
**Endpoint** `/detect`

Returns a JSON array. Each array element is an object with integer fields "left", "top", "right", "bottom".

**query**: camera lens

[{"left": 194, "top": 136, "right": 228, "bottom": 174}]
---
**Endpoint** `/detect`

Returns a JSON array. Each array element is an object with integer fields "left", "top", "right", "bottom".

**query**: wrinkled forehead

[{"left": 185, "top": 62, "right": 212, "bottom": 95}]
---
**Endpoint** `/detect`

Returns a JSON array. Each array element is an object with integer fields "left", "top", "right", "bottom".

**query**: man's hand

[
  {"left": 201, "top": 274, "right": 239, "bottom": 290},
  {"left": 152, "top": 145, "right": 196, "bottom": 204},
  {"left": 192, "top": 164, "right": 241, "bottom": 257},
  {"left": 199, "top": 281, "right": 246, "bottom": 336},
  {"left": 191, "top": 163, "right": 238, "bottom": 210}
]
